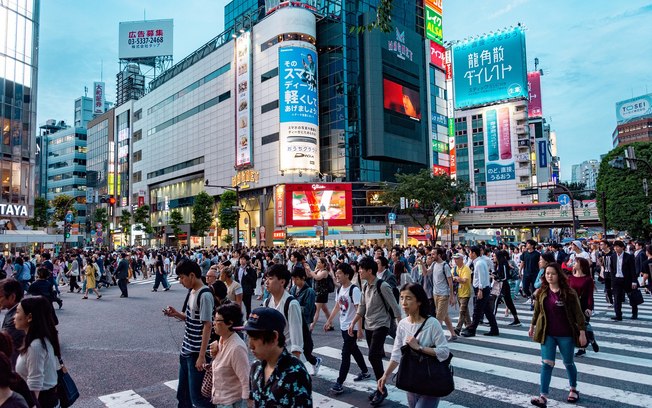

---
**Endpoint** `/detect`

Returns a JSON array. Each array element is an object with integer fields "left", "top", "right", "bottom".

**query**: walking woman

[
  {"left": 569, "top": 257, "right": 599, "bottom": 357},
  {"left": 67, "top": 255, "right": 81, "bottom": 293},
  {"left": 209, "top": 303, "right": 250, "bottom": 407},
  {"left": 528, "top": 262, "right": 586, "bottom": 407},
  {"left": 152, "top": 254, "right": 171, "bottom": 292},
  {"left": 14, "top": 296, "right": 62, "bottom": 408},
  {"left": 306, "top": 257, "right": 332, "bottom": 331},
  {"left": 220, "top": 266, "right": 243, "bottom": 307},
  {"left": 377, "top": 283, "right": 450, "bottom": 408},
  {"left": 493, "top": 250, "right": 520, "bottom": 326},
  {"left": 82, "top": 256, "right": 102, "bottom": 300}
]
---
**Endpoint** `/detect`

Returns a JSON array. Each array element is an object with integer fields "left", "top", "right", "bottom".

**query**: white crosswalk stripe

[{"left": 96, "top": 288, "right": 651, "bottom": 407}]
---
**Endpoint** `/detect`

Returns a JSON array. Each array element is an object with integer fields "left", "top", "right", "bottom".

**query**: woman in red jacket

[{"left": 568, "top": 257, "right": 598, "bottom": 357}]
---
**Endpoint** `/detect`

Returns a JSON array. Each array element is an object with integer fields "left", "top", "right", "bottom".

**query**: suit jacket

[
  {"left": 613, "top": 252, "right": 637, "bottom": 291},
  {"left": 236, "top": 264, "right": 257, "bottom": 294},
  {"left": 635, "top": 250, "right": 647, "bottom": 274}
]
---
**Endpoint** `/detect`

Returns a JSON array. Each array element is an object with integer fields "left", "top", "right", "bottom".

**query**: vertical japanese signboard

[
  {"left": 453, "top": 27, "right": 528, "bottom": 109},
  {"left": 278, "top": 46, "right": 319, "bottom": 173},
  {"left": 93, "top": 82, "right": 105, "bottom": 115},
  {"left": 484, "top": 105, "right": 515, "bottom": 182},
  {"left": 424, "top": 6, "right": 443, "bottom": 45},
  {"left": 275, "top": 185, "right": 286, "bottom": 227},
  {"left": 527, "top": 71, "right": 543, "bottom": 118},
  {"left": 235, "top": 32, "right": 253, "bottom": 168},
  {"left": 429, "top": 41, "right": 445, "bottom": 69}
]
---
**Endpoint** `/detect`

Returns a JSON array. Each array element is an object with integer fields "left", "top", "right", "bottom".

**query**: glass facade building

[{"left": 0, "top": 0, "right": 39, "bottom": 222}]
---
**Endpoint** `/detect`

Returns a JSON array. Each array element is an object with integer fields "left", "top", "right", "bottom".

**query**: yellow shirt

[{"left": 455, "top": 264, "right": 472, "bottom": 298}]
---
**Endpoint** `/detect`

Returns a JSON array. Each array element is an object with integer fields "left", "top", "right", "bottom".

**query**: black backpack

[{"left": 264, "top": 295, "right": 311, "bottom": 344}]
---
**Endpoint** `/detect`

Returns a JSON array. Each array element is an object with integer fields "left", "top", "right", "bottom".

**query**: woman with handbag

[
  {"left": 14, "top": 296, "right": 62, "bottom": 408},
  {"left": 528, "top": 262, "right": 586, "bottom": 407},
  {"left": 377, "top": 283, "right": 450, "bottom": 408}
]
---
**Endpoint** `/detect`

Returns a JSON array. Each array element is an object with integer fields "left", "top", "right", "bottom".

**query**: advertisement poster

[
  {"left": 278, "top": 46, "right": 319, "bottom": 173},
  {"left": 93, "top": 82, "right": 105, "bottom": 115},
  {"left": 430, "top": 41, "right": 445, "bottom": 69},
  {"left": 235, "top": 32, "right": 253, "bottom": 167},
  {"left": 383, "top": 78, "right": 421, "bottom": 120},
  {"left": 275, "top": 185, "right": 285, "bottom": 227},
  {"left": 484, "top": 106, "right": 515, "bottom": 182},
  {"left": 284, "top": 183, "right": 352, "bottom": 227},
  {"left": 118, "top": 19, "right": 173, "bottom": 59},
  {"left": 538, "top": 140, "right": 548, "bottom": 168},
  {"left": 424, "top": 6, "right": 443, "bottom": 45},
  {"left": 615, "top": 93, "right": 652, "bottom": 123},
  {"left": 527, "top": 71, "right": 542, "bottom": 118},
  {"left": 453, "top": 27, "right": 528, "bottom": 109}
]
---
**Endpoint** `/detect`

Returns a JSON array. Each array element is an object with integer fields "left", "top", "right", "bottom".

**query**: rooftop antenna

[{"left": 100, "top": 59, "right": 103, "bottom": 82}]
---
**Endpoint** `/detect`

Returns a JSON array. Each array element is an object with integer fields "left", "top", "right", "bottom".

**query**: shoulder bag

[
  {"left": 57, "top": 357, "right": 80, "bottom": 407},
  {"left": 628, "top": 288, "right": 644, "bottom": 307},
  {"left": 395, "top": 317, "right": 455, "bottom": 397}
]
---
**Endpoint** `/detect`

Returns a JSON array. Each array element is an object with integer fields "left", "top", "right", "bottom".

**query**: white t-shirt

[
  {"left": 432, "top": 262, "right": 452, "bottom": 297},
  {"left": 337, "top": 283, "right": 361, "bottom": 331}
]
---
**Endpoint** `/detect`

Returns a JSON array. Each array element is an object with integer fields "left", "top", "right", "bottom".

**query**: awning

[
  {"left": 0, "top": 231, "right": 66, "bottom": 244},
  {"left": 286, "top": 226, "right": 353, "bottom": 238},
  {"left": 322, "top": 233, "right": 390, "bottom": 240}
]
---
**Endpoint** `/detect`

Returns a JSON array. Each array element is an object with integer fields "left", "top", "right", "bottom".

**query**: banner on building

[
  {"left": 484, "top": 105, "right": 515, "bottom": 182},
  {"left": 93, "top": 82, "right": 105, "bottom": 115},
  {"left": 527, "top": 71, "right": 543, "bottom": 118},
  {"left": 278, "top": 46, "right": 319, "bottom": 173},
  {"left": 235, "top": 32, "right": 253, "bottom": 167},
  {"left": 430, "top": 41, "right": 445, "bottom": 69},
  {"left": 424, "top": 6, "right": 443, "bottom": 45},
  {"left": 118, "top": 19, "right": 173, "bottom": 60},
  {"left": 615, "top": 93, "right": 652, "bottom": 123}
]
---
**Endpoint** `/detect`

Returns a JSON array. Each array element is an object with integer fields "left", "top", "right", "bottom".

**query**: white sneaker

[
  {"left": 523, "top": 299, "right": 531, "bottom": 305},
  {"left": 312, "top": 357, "right": 322, "bottom": 376}
]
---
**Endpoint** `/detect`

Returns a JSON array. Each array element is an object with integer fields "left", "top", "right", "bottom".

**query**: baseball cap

[
  {"left": 236, "top": 307, "right": 286, "bottom": 333},
  {"left": 572, "top": 240, "right": 582, "bottom": 249}
]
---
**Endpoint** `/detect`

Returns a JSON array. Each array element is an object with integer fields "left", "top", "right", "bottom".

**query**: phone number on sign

[{"left": 128, "top": 37, "right": 164, "bottom": 45}]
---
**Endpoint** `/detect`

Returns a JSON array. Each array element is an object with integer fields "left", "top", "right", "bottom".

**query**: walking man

[
  {"left": 116, "top": 252, "right": 130, "bottom": 298},
  {"left": 453, "top": 253, "right": 472, "bottom": 335},
  {"left": 461, "top": 246, "right": 499, "bottom": 337},
  {"left": 612, "top": 240, "right": 638, "bottom": 321}
]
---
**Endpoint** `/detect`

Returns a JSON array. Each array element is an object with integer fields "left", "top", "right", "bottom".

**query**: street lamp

[{"left": 319, "top": 204, "right": 326, "bottom": 248}]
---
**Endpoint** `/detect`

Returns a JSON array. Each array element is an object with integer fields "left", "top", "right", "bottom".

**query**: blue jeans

[
  {"left": 407, "top": 392, "right": 440, "bottom": 408},
  {"left": 177, "top": 354, "right": 212, "bottom": 408},
  {"left": 540, "top": 335, "right": 577, "bottom": 395}
]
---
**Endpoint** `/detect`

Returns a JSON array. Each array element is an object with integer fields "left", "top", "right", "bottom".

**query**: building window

[
  {"left": 133, "top": 171, "right": 142, "bottom": 183},
  {"left": 147, "top": 156, "right": 205, "bottom": 179},
  {"left": 261, "top": 133, "right": 279, "bottom": 145},
  {"left": 260, "top": 33, "right": 316, "bottom": 52},
  {"left": 132, "top": 129, "right": 142, "bottom": 142},
  {"left": 133, "top": 150, "right": 142, "bottom": 162},
  {"left": 133, "top": 109, "right": 142, "bottom": 122},
  {"left": 218, "top": 91, "right": 231, "bottom": 102},
  {"left": 261, "top": 68, "right": 278, "bottom": 83},
  {"left": 261, "top": 100, "right": 279, "bottom": 114}
]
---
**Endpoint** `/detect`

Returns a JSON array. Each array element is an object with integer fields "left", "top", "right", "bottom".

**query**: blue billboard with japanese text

[
  {"left": 279, "top": 46, "right": 319, "bottom": 173},
  {"left": 452, "top": 27, "right": 528, "bottom": 110}
]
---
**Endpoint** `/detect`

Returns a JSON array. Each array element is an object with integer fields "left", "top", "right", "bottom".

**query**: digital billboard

[
  {"left": 235, "top": 32, "right": 253, "bottom": 168},
  {"left": 118, "top": 19, "right": 173, "bottom": 60},
  {"left": 383, "top": 78, "right": 421, "bottom": 120},
  {"left": 452, "top": 27, "right": 528, "bottom": 110},
  {"left": 284, "top": 183, "right": 352, "bottom": 227},
  {"left": 484, "top": 105, "right": 515, "bottom": 182},
  {"left": 616, "top": 93, "right": 652, "bottom": 123},
  {"left": 527, "top": 71, "right": 543, "bottom": 118},
  {"left": 279, "top": 46, "right": 319, "bottom": 173}
]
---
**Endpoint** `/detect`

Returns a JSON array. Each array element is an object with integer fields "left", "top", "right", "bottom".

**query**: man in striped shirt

[{"left": 164, "top": 259, "right": 214, "bottom": 408}]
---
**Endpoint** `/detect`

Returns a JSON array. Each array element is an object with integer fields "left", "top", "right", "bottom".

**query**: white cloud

[{"left": 489, "top": 0, "right": 529, "bottom": 19}]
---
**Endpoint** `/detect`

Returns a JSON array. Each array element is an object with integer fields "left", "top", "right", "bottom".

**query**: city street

[{"left": 12, "top": 276, "right": 651, "bottom": 408}]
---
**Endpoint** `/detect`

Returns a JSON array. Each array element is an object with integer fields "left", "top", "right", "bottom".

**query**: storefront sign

[
  {"left": 273, "top": 229, "right": 286, "bottom": 240},
  {"left": 366, "top": 191, "right": 386, "bottom": 206},
  {"left": 232, "top": 169, "right": 260, "bottom": 187},
  {"left": 425, "top": 6, "right": 443, "bottom": 45},
  {"left": 0, "top": 204, "right": 28, "bottom": 217},
  {"left": 387, "top": 27, "right": 414, "bottom": 61},
  {"left": 275, "top": 185, "right": 286, "bottom": 227}
]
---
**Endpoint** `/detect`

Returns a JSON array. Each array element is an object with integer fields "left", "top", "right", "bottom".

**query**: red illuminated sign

[
  {"left": 430, "top": 41, "right": 445, "bottom": 69},
  {"left": 284, "top": 183, "right": 353, "bottom": 227},
  {"left": 433, "top": 165, "right": 450, "bottom": 176}
]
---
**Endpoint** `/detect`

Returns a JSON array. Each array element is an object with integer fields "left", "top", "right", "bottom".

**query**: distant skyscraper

[
  {"left": 1, "top": 1, "right": 40, "bottom": 227},
  {"left": 571, "top": 159, "right": 599, "bottom": 190}
]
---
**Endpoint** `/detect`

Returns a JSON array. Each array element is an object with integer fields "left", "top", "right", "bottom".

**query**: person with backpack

[
  {"left": 324, "top": 262, "right": 370, "bottom": 395},
  {"left": 431, "top": 248, "right": 457, "bottom": 340},
  {"left": 13, "top": 258, "right": 30, "bottom": 292},
  {"left": 348, "top": 256, "right": 401, "bottom": 406},
  {"left": 289, "top": 266, "right": 321, "bottom": 376},
  {"left": 262, "top": 264, "right": 304, "bottom": 359}
]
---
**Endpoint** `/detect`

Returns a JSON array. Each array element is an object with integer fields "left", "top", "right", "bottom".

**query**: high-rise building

[
  {"left": 74, "top": 96, "right": 94, "bottom": 128},
  {"left": 0, "top": 0, "right": 40, "bottom": 228},
  {"left": 571, "top": 159, "right": 599, "bottom": 191},
  {"left": 613, "top": 93, "right": 652, "bottom": 147}
]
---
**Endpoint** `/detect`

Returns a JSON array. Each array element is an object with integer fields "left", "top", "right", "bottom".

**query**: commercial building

[
  {"left": 0, "top": 0, "right": 40, "bottom": 231},
  {"left": 613, "top": 93, "right": 652, "bottom": 147},
  {"left": 102, "top": 0, "right": 440, "bottom": 247},
  {"left": 571, "top": 159, "right": 599, "bottom": 191}
]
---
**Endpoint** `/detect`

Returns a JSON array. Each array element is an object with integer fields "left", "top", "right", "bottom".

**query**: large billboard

[
  {"left": 118, "top": 19, "right": 173, "bottom": 60},
  {"left": 527, "top": 71, "right": 543, "bottom": 118},
  {"left": 284, "top": 183, "right": 352, "bottom": 227},
  {"left": 93, "top": 82, "right": 105, "bottom": 115},
  {"left": 383, "top": 78, "right": 421, "bottom": 120},
  {"left": 235, "top": 32, "right": 253, "bottom": 168},
  {"left": 484, "top": 105, "right": 515, "bottom": 182},
  {"left": 279, "top": 46, "right": 319, "bottom": 173},
  {"left": 424, "top": 6, "right": 443, "bottom": 45},
  {"left": 616, "top": 93, "right": 652, "bottom": 123},
  {"left": 452, "top": 27, "right": 528, "bottom": 110}
]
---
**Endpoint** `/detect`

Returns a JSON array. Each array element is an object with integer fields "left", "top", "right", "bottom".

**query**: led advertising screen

[
  {"left": 383, "top": 78, "right": 421, "bottom": 120},
  {"left": 284, "top": 183, "right": 352, "bottom": 227},
  {"left": 527, "top": 71, "right": 543, "bottom": 118},
  {"left": 615, "top": 93, "right": 652, "bottom": 123},
  {"left": 118, "top": 19, "right": 173, "bottom": 60},
  {"left": 453, "top": 27, "right": 528, "bottom": 110},
  {"left": 279, "top": 46, "right": 319, "bottom": 173}
]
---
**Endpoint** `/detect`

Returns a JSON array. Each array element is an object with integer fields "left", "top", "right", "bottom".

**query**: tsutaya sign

[{"left": 0, "top": 204, "right": 28, "bottom": 217}]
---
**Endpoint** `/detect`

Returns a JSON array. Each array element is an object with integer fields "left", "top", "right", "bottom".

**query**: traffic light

[
  {"left": 64, "top": 222, "right": 72, "bottom": 239},
  {"left": 608, "top": 157, "right": 626, "bottom": 169},
  {"left": 385, "top": 226, "right": 390, "bottom": 236},
  {"left": 251, "top": 230, "right": 256, "bottom": 238},
  {"left": 107, "top": 196, "right": 116, "bottom": 206},
  {"left": 649, "top": 205, "right": 652, "bottom": 225}
]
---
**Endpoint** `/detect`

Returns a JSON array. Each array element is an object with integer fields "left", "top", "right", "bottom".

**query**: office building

[{"left": 571, "top": 159, "right": 599, "bottom": 191}]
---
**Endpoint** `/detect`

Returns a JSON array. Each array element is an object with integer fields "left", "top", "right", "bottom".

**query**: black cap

[{"left": 235, "top": 307, "right": 285, "bottom": 333}]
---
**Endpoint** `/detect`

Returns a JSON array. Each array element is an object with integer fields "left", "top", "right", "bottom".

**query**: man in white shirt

[
  {"left": 263, "top": 264, "right": 304, "bottom": 358},
  {"left": 461, "top": 246, "right": 499, "bottom": 337}
]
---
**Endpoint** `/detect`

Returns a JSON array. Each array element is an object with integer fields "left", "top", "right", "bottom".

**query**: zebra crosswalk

[{"left": 96, "top": 289, "right": 651, "bottom": 407}]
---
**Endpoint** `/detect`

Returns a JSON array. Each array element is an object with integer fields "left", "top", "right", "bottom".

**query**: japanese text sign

[{"left": 118, "top": 19, "right": 173, "bottom": 59}]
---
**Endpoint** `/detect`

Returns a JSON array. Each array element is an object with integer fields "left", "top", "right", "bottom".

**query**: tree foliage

[
  {"left": 120, "top": 210, "right": 132, "bottom": 243},
  {"left": 133, "top": 205, "right": 154, "bottom": 235},
  {"left": 218, "top": 190, "right": 238, "bottom": 230},
  {"left": 352, "top": 0, "right": 394, "bottom": 33},
  {"left": 169, "top": 210, "right": 184, "bottom": 243},
  {"left": 381, "top": 169, "right": 471, "bottom": 244},
  {"left": 27, "top": 197, "right": 49, "bottom": 229},
  {"left": 596, "top": 142, "right": 652, "bottom": 239},
  {"left": 51, "top": 195, "right": 77, "bottom": 222},
  {"left": 93, "top": 208, "right": 109, "bottom": 230},
  {"left": 192, "top": 191, "right": 215, "bottom": 236},
  {"left": 547, "top": 181, "right": 596, "bottom": 201}
]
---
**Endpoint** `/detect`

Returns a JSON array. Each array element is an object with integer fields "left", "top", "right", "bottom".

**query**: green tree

[
  {"left": 353, "top": 0, "right": 393, "bottom": 33},
  {"left": 133, "top": 205, "right": 154, "bottom": 234},
  {"left": 597, "top": 142, "right": 652, "bottom": 239},
  {"left": 382, "top": 169, "right": 471, "bottom": 245},
  {"left": 169, "top": 210, "right": 184, "bottom": 244},
  {"left": 218, "top": 190, "right": 238, "bottom": 230},
  {"left": 27, "top": 197, "right": 49, "bottom": 229},
  {"left": 51, "top": 194, "right": 77, "bottom": 222},
  {"left": 547, "top": 181, "right": 596, "bottom": 202},
  {"left": 93, "top": 208, "right": 109, "bottom": 230},
  {"left": 192, "top": 191, "right": 215, "bottom": 237},
  {"left": 120, "top": 210, "right": 132, "bottom": 244}
]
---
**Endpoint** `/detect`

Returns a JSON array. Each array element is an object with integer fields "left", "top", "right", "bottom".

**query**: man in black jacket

[
  {"left": 634, "top": 240, "right": 647, "bottom": 276},
  {"left": 116, "top": 252, "right": 130, "bottom": 298},
  {"left": 236, "top": 254, "right": 257, "bottom": 316},
  {"left": 612, "top": 240, "right": 639, "bottom": 321}
]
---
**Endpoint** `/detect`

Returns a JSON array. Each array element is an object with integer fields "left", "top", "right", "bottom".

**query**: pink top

[{"left": 211, "top": 333, "right": 250, "bottom": 405}]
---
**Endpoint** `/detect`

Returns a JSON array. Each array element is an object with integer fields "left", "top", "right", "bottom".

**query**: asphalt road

[{"left": 10, "top": 277, "right": 651, "bottom": 408}]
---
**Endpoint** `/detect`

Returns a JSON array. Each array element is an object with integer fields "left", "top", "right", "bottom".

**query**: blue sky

[{"left": 37, "top": 0, "right": 652, "bottom": 181}]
